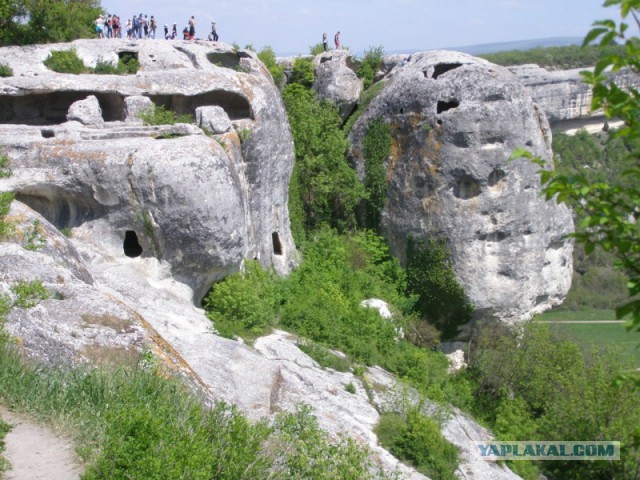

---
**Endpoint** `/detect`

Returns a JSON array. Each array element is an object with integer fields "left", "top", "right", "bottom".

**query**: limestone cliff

[
  {"left": 0, "top": 39, "right": 296, "bottom": 302},
  {"left": 349, "top": 51, "right": 574, "bottom": 329}
]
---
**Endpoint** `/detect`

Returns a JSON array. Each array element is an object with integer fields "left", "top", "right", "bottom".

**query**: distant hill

[{"left": 385, "top": 37, "right": 584, "bottom": 57}]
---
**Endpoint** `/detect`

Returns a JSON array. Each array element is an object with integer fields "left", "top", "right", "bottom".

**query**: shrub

[
  {"left": 0, "top": 63, "right": 13, "bottom": 77},
  {"left": 344, "top": 80, "right": 386, "bottom": 134},
  {"left": 375, "top": 410, "right": 459, "bottom": 480},
  {"left": 0, "top": 153, "right": 11, "bottom": 178},
  {"left": 406, "top": 237, "right": 474, "bottom": 339},
  {"left": 0, "top": 192, "right": 15, "bottom": 240},
  {"left": 139, "top": 105, "right": 193, "bottom": 126},
  {"left": 309, "top": 43, "right": 325, "bottom": 55},
  {"left": 363, "top": 118, "right": 392, "bottom": 230},
  {"left": 203, "top": 261, "right": 281, "bottom": 339},
  {"left": 258, "top": 46, "right": 285, "bottom": 87},
  {"left": 297, "top": 341, "right": 352, "bottom": 372},
  {"left": 92, "top": 54, "right": 139, "bottom": 75},
  {"left": 44, "top": 49, "right": 86, "bottom": 74},
  {"left": 11, "top": 280, "right": 50, "bottom": 309},
  {"left": 289, "top": 57, "right": 315, "bottom": 87},
  {"left": 358, "top": 46, "right": 385, "bottom": 89}
]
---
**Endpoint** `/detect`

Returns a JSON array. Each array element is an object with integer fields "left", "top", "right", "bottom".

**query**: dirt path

[{"left": 1, "top": 407, "right": 82, "bottom": 480}]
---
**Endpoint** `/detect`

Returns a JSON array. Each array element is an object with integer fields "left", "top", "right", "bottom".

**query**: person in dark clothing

[
  {"left": 322, "top": 32, "right": 328, "bottom": 51},
  {"left": 188, "top": 16, "right": 196, "bottom": 38}
]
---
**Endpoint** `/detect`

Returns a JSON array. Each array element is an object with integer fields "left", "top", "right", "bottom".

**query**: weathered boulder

[
  {"left": 66, "top": 95, "right": 104, "bottom": 127},
  {"left": 124, "top": 95, "right": 153, "bottom": 123},
  {"left": 349, "top": 51, "right": 574, "bottom": 330},
  {"left": 0, "top": 39, "right": 296, "bottom": 303},
  {"left": 312, "top": 51, "right": 363, "bottom": 120},
  {"left": 195, "top": 105, "right": 232, "bottom": 134}
]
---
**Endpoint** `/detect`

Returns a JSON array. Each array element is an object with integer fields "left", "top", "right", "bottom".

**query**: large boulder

[
  {"left": 312, "top": 51, "right": 363, "bottom": 120},
  {"left": 0, "top": 39, "right": 296, "bottom": 303},
  {"left": 349, "top": 51, "right": 574, "bottom": 330}
]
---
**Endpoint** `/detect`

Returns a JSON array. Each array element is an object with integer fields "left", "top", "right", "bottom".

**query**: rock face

[
  {"left": 509, "top": 64, "right": 640, "bottom": 131},
  {"left": 0, "top": 39, "right": 296, "bottom": 302},
  {"left": 312, "top": 51, "right": 363, "bottom": 120},
  {"left": 349, "top": 51, "right": 574, "bottom": 329}
]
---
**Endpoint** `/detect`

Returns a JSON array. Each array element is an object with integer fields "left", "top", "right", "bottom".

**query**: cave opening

[
  {"left": 272, "top": 232, "right": 283, "bottom": 256},
  {"left": 437, "top": 100, "right": 460, "bottom": 114},
  {"left": 147, "top": 90, "right": 252, "bottom": 121},
  {"left": 432, "top": 63, "right": 463, "bottom": 79},
  {"left": 124, "top": 230, "right": 143, "bottom": 258}
]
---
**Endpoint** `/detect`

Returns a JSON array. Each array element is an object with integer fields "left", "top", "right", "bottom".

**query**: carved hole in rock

[
  {"left": 0, "top": 92, "right": 126, "bottom": 125},
  {"left": 15, "top": 190, "right": 105, "bottom": 228},
  {"left": 431, "top": 63, "right": 463, "bottom": 79},
  {"left": 437, "top": 100, "right": 459, "bottom": 114},
  {"left": 485, "top": 93, "right": 505, "bottom": 102},
  {"left": 148, "top": 90, "right": 252, "bottom": 120},
  {"left": 525, "top": 140, "right": 533, "bottom": 147},
  {"left": 118, "top": 51, "right": 138, "bottom": 64},
  {"left": 453, "top": 176, "right": 480, "bottom": 200},
  {"left": 488, "top": 169, "right": 506, "bottom": 187},
  {"left": 436, "top": 119, "right": 443, "bottom": 126},
  {"left": 272, "top": 232, "right": 283, "bottom": 256},
  {"left": 452, "top": 132, "right": 470, "bottom": 148},
  {"left": 400, "top": 107, "right": 404, "bottom": 114},
  {"left": 485, "top": 136, "right": 504, "bottom": 145},
  {"left": 477, "top": 231, "right": 510, "bottom": 242},
  {"left": 41, "top": 129, "right": 55, "bottom": 138},
  {"left": 206, "top": 52, "right": 241, "bottom": 69},
  {"left": 124, "top": 230, "right": 143, "bottom": 258},
  {"left": 535, "top": 294, "right": 549, "bottom": 305}
]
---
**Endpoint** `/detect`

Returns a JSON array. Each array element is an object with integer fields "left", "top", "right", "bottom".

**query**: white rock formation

[
  {"left": 312, "top": 50, "right": 363, "bottom": 120},
  {"left": 349, "top": 51, "right": 574, "bottom": 331}
]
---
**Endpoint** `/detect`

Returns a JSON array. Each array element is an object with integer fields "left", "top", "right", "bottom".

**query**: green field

[{"left": 534, "top": 310, "right": 640, "bottom": 368}]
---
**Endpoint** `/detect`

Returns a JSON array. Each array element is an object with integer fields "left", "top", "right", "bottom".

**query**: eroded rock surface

[
  {"left": 0, "top": 39, "right": 296, "bottom": 302},
  {"left": 312, "top": 51, "right": 363, "bottom": 120},
  {"left": 349, "top": 51, "right": 574, "bottom": 329}
]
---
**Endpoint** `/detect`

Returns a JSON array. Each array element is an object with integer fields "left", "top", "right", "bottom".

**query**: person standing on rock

[
  {"left": 95, "top": 15, "right": 105, "bottom": 39},
  {"left": 189, "top": 16, "right": 196, "bottom": 39},
  {"left": 322, "top": 32, "right": 328, "bottom": 51},
  {"left": 210, "top": 21, "right": 218, "bottom": 41},
  {"left": 334, "top": 31, "right": 340, "bottom": 50}
]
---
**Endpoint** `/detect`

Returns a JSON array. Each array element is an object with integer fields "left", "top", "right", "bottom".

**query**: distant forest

[{"left": 479, "top": 44, "right": 626, "bottom": 69}]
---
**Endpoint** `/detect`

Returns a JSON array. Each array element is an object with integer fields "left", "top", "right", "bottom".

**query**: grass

[
  {"left": 534, "top": 309, "right": 621, "bottom": 321},
  {"left": 0, "top": 416, "right": 10, "bottom": 473},
  {"left": 547, "top": 322, "right": 640, "bottom": 368}
]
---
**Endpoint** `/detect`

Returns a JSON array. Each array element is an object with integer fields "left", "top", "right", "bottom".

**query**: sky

[{"left": 102, "top": 0, "right": 618, "bottom": 56}]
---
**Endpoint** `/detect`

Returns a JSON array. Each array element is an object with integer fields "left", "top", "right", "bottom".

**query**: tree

[
  {"left": 518, "top": 0, "right": 640, "bottom": 338},
  {"left": 0, "top": 0, "right": 103, "bottom": 46}
]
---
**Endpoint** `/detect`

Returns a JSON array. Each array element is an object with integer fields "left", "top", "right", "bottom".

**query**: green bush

[
  {"left": 297, "top": 341, "right": 352, "bottom": 372},
  {"left": 44, "top": 49, "right": 86, "bottom": 74},
  {"left": 92, "top": 55, "right": 138, "bottom": 75},
  {"left": 363, "top": 118, "right": 392, "bottom": 230},
  {"left": 139, "top": 104, "right": 193, "bottom": 126},
  {"left": 0, "top": 192, "right": 15, "bottom": 240},
  {"left": 203, "top": 260, "right": 281, "bottom": 339},
  {"left": 406, "top": 237, "right": 474, "bottom": 340},
  {"left": 358, "top": 46, "right": 385, "bottom": 89},
  {"left": 257, "top": 46, "right": 285, "bottom": 87},
  {"left": 11, "top": 280, "right": 50, "bottom": 309},
  {"left": 289, "top": 57, "right": 315, "bottom": 87},
  {"left": 375, "top": 410, "right": 459, "bottom": 480},
  {"left": 0, "top": 153, "right": 11, "bottom": 178},
  {"left": 0, "top": 63, "right": 13, "bottom": 77},
  {"left": 309, "top": 43, "right": 325, "bottom": 55}
]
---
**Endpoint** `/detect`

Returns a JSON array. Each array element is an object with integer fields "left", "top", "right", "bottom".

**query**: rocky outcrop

[
  {"left": 509, "top": 64, "right": 640, "bottom": 131},
  {"left": 1, "top": 204, "right": 519, "bottom": 478},
  {"left": 0, "top": 39, "right": 296, "bottom": 302},
  {"left": 312, "top": 51, "right": 363, "bottom": 120},
  {"left": 349, "top": 51, "right": 574, "bottom": 330}
]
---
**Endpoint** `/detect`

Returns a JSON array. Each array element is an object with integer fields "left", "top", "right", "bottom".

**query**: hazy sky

[{"left": 103, "top": 0, "right": 617, "bottom": 55}]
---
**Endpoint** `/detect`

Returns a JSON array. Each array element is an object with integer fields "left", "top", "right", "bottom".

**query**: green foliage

[
  {"left": 139, "top": 105, "right": 193, "bottom": 126},
  {"left": 363, "top": 118, "right": 392, "bottom": 230},
  {"left": 0, "top": 192, "right": 15, "bottom": 240},
  {"left": 257, "top": 46, "right": 285, "bottom": 87},
  {"left": 375, "top": 410, "right": 459, "bottom": 480},
  {"left": 21, "top": 219, "right": 46, "bottom": 251},
  {"left": 0, "top": 416, "right": 9, "bottom": 473},
  {"left": 203, "top": 261, "right": 281, "bottom": 339},
  {"left": 238, "top": 128, "right": 252, "bottom": 144},
  {"left": 406, "top": 237, "right": 474, "bottom": 340},
  {"left": 11, "top": 280, "right": 50, "bottom": 309},
  {"left": 92, "top": 54, "right": 139, "bottom": 75},
  {"left": 467, "top": 323, "right": 640, "bottom": 479},
  {"left": 297, "top": 341, "right": 352, "bottom": 372},
  {"left": 0, "top": 0, "right": 103, "bottom": 46},
  {"left": 289, "top": 57, "right": 315, "bottom": 87},
  {"left": 479, "top": 44, "right": 626, "bottom": 69},
  {"left": 344, "top": 382, "right": 356, "bottom": 394},
  {"left": 283, "top": 84, "right": 364, "bottom": 234},
  {"left": 358, "top": 46, "right": 385, "bottom": 89},
  {"left": 43, "top": 49, "right": 87, "bottom": 74},
  {"left": 0, "top": 153, "right": 11, "bottom": 178},
  {"left": 309, "top": 43, "right": 325, "bottom": 55},
  {"left": 344, "top": 80, "right": 387, "bottom": 134},
  {"left": 0, "top": 63, "right": 12, "bottom": 77}
]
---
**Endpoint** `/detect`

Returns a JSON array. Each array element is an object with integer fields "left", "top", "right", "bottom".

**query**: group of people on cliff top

[{"left": 95, "top": 14, "right": 219, "bottom": 42}]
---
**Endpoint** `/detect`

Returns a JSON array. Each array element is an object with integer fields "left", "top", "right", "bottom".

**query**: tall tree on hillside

[{"left": 0, "top": 0, "right": 103, "bottom": 46}]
